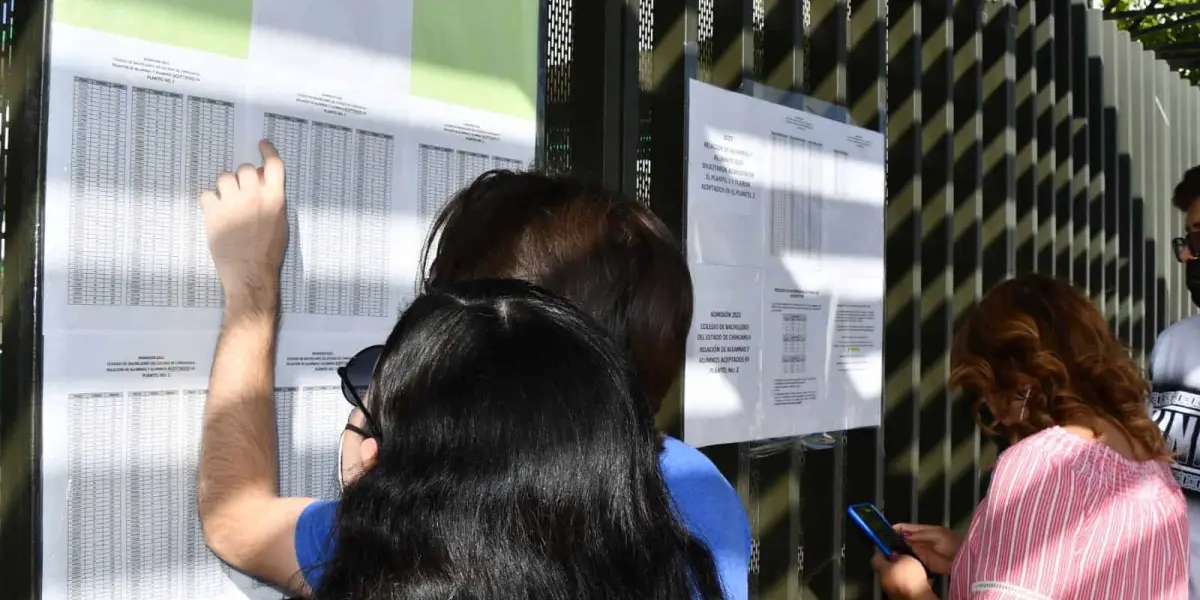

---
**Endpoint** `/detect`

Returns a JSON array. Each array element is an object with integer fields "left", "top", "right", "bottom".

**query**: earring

[{"left": 1019, "top": 388, "right": 1030, "bottom": 421}]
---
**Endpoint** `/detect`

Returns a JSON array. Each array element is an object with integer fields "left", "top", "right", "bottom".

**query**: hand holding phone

[
  {"left": 846, "top": 503, "right": 933, "bottom": 578},
  {"left": 893, "top": 523, "right": 961, "bottom": 575}
]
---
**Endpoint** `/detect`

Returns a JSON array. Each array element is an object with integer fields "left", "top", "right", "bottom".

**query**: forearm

[{"left": 198, "top": 292, "right": 280, "bottom": 547}]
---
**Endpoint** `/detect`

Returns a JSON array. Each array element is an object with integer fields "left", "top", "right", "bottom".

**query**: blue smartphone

[{"left": 846, "top": 503, "right": 918, "bottom": 558}]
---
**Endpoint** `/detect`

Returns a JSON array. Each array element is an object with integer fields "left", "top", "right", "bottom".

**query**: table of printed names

[
  {"left": 69, "top": 78, "right": 127, "bottom": 306},
  {"left": 67, "top": 391, "right": 225, "bottom": 600},
  {"left": 417, "top": 144, "right": 525, "bottom": 226},
  {"left": 67, "top": 76, "right": 236, "bottom": 309},
  {"left": 67, "top": 386, "right": 352, "bottom": 599},
  {"left": 183, "top": 97, "right": 236, "bottom": 309},
  {"left": 263, "top": 113, "right": 393, "bottom": 317},
  {"left": 128, "top": 88, "right": 184, "bottom": 307},
  {"left": 275, "top": 387, "right": 352, "bottom": 499},
  {"left": 769, "top": 133, "right": 824, "bottom": 258},
  {"left": 781, "top": 313, "right": 808, "bottom": 375}
]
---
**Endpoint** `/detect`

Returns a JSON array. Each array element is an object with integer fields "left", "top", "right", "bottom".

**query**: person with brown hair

[
  {"left": 1151, "top": 164, "right": 1200, "bottom": 598},
  {"left": 196, "top": 163, "right": 752, "bottom": 599},
  {"left": 869, "top": 274, "right": 1188, "bottom": 599}
]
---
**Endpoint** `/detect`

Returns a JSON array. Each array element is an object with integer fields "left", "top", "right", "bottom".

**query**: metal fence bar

[
  {"left": 1147, "top": 51, "right": 1164, "bottom": 349},
  {"left": 915, "top": 1, "right": 954, "bottom": 590},
  {"left": 881, "top": 0, "right": 923, "bottom": 569},
  {"left": 1086, "top": 10, "right": 1108, "bottom": 319},
  {"left": 843, "top": 0, "right": 887, "bottom": 593},
  {"left": 1015, "top": 0, "right": 1039, "bottom": 277},
  {"left": 1053, "top": 0, "right": 1074, "bottom": 279},
  {"left": 1098, "top": 11, "right": 1120, "bottom": 327},
  {"left": 1118, "top": 28, "right": 1136, "bottom": 347},
  {"left": 0, "top": 0, "right": 49, "bottom": 598},
  {"left": 1174, "top": 72, "right": 1187, "bottom": 321},
  {"left": 1133, "top": 46, "right": 1152, "bottom": 359},
  {"left": 948, "top": 0, "right": 983, "bottom": 557},
  {"left": 756, "top": 4, "right": 808, "bottom": 596},
  {"left": 1071, "top": 0, "right": 1091, "bottom": 297},
  {"left": 1036, "top": 0, "right": 1057, "bottom": 275}
]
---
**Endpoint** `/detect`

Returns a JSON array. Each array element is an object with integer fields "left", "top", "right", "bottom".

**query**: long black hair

[{"left": 313, "top": 278, "right": 724, "bottom": 600}]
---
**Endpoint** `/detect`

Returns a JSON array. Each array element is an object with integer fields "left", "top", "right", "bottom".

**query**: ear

[{"left": 359, "top": 437, "right": 379, "bottom": 470}]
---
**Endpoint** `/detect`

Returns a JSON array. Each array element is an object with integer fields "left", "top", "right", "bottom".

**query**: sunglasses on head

[
  {"left": 1172, "top": 231, "right": 1200, "bottom": 262},
  {"left": 337, "top": 345, "right": 384, "bottom": 439}
]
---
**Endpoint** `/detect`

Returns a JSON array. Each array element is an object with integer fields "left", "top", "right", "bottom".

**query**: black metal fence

[
  {"left": 542, "top": 0, "right": 1200, "bottom": 598},
  {"left": 2, "top": 0, "right": 1199, "bottom": 599}
]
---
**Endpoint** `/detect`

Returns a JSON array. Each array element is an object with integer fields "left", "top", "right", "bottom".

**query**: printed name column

[
  {"left": 264, "top": 113, "right": 310, "bottom": 314},
  {"left": 352, "top": 130, "right": 393, "bottom": 317},
  {"left": 68, "top": 78, "right": 129, "bottom": 307},
  {"left": 128, "top": 88, "right": 185, "bottom": 308},
  {"left": 182, "top": 96, "right": 236, "bottom": 309},
  {"left": 418, "top": 144, "right": 454, "bottom": 227},
  {"left": 306, "top": 122, "right": 354, "bottom": 316}
]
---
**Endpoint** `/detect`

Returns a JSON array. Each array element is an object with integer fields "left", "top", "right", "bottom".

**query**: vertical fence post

[
  {"left": 1070, "top": 0, "right": 1091, "bottom": 296},
  {"left": 801, "top": 0, "right": 849, "bottom": 595},
  {"left": 1100, "top": 19, "right": 1121, "bottom": 330},
  {"left": 757, "top": 3, "right": 807, "bottom": 598},
  {"left": 1086, "top": 11, "right": 1108, "bottom": 320},
  {"left": 1052, "top": 0, "right": 1073, "bottom": 279},
  {"left": 948, "top": 0, "right": 983, "bottom": 565},
  {"left": 1035, "top": 0, "right": 1056, "bottom": 275},
  {"left": 569, "top": 0, "right": 639, "bottom": 191},
  {"left": 883, "top": 3, "right": 923, "bottom": 599},
  {"left": 844, "top": 0, "right": 887, "bottom": 592},
  {"left": 1015, "top": 0, "right": 1039, "bottom": 277},
  {"left": 1117, "top": 28, "right": 1135, "bottom": 347},
  {"left": 704, "top": 0, "right": 756, "bottom": 587},
  {"left": 978, "top": 0, "right": 1016, "bottom": 502},
  {"left": 915, "top": 0, "right": 954, "bottom": 579},
  {"left": 1172, "top": 74, "right": 1185, "bottom": 325},
  {"left": 1131, "top": 46, "right": 1150, "bottom": 360},
  {"left": 1148, "top": 51, "right": 1165, "bottom": 352},
  {"left": 1, "top": 0, "right": 50, "bottom": 598}
]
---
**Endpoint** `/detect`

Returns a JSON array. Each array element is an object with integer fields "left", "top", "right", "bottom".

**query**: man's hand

[
  {"left": 198, "top": 139, "right": 311, "bottom": 595},
  {"left": 201, "top": 139, "right": 288, "bottom": 311}
]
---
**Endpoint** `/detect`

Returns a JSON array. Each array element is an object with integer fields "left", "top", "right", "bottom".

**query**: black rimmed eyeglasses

[
  {"left": 1172, "top": 231, "right": 1200, "bottom": 262},
  {"left": 337, "top": 345, "right": 384, "bottom": 439}
]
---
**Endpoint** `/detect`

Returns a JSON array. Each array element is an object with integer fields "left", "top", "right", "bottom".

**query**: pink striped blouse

[{"left": 949, "top": 426, "right": 1188, "bottom": 599}]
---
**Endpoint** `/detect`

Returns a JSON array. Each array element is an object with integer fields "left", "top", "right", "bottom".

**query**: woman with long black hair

[
  {"left": 196, "top": 144, "right": 740, "bottom": 599},
  {"left": 313, "top": 278, "right": 725, "bottom": 600}
]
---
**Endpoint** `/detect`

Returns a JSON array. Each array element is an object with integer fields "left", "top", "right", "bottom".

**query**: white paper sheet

[
  {"left": 760, "top": 277, "right": 832, "bottom": 435},
  {"left": 684, "top": 265, "right": 763, "bottom": 448},
  {"left": 42, "top": 332, "right": 378, "bottom": 600},
  {"left": 683, "top": 80, "right": 885, "bottom": 446},
  {"left": 827, "top": 277, "right": 886, "bottom": 431},
  {"left": 43, "top": 12, "right": 536, "bottom": 336},
  {"left": 42, "top": 1, "right": 537, "bottom": 598}
]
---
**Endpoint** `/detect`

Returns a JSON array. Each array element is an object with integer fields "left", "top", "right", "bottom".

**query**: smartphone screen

[{"left": 847, "top": 503, "right": 910, "bottom": 556}]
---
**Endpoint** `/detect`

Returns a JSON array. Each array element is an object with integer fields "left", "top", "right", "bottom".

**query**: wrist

[{"left": 224, "top": 282, "right": 279, "bottom": 321}]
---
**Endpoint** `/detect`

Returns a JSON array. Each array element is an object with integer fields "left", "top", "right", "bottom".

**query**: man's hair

[
  {"left": 315, "top": 279, "right": 724, "bottom": 600},
  {"left": 419, "top": 170, "right": 693, "bottom": 417},
  {"left": 1172, "top": 165, "right": 1200, "bottom": 212}
]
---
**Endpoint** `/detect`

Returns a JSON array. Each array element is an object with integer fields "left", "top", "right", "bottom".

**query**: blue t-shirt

[{"left": 295, "top": 435, "right": 751, "bottom": 599}]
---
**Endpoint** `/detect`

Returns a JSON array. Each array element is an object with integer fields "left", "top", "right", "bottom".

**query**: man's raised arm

[{"left": 196, "top": 140, "right": 314, "bottom": 594}]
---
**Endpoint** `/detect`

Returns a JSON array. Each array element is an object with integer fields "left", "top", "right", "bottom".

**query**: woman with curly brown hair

[{"left": 870, "top": 274, "right": 1188, "bottom": 600}]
